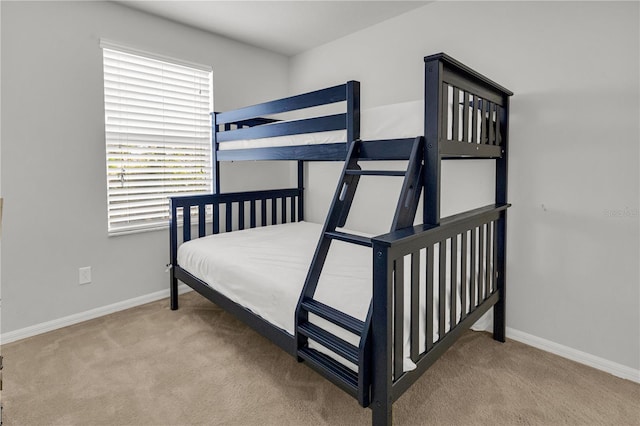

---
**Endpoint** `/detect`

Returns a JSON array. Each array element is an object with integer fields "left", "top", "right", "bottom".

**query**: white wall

[
  {"left": 290, "top": 1, "right": 640, "bottom": 371},
  {"left": 0, "top": 1, "right": 291, "bottom": 333}
]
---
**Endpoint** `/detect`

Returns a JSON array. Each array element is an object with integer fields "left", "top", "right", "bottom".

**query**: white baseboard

[
  {"left": 506, "top": 327, "right": 640, "bottom": 384},
  {"left": 1, "top": 284, "right": 192, "bottom": 345},
  {"left": 3, "top": 288, "right": 638, "bottom": 384}
]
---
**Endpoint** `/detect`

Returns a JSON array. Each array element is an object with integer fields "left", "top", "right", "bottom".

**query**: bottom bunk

[{"left": 169, "top": 188, "right": 509, "bottom": 425}]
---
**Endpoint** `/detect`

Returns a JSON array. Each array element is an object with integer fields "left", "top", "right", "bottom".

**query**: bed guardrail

[
  {"left": 369, "top": 203, "right": 509, "bottom": 422},
  {"left": 169, "top": 188, "right": 303, "bottom": 310},
  {"left": 213, "top": 81, "right": 360, "bottom": 164}
]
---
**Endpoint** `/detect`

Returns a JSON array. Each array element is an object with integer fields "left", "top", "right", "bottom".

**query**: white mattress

[
  {"left": 219, "top": 100, "right": 424, "bottom": 150},
  {"left": 177, "top": 221, "right": 478, "bottom": 372}
]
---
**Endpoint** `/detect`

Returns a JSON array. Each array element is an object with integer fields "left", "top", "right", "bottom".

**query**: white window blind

[{"left": 102, "top": 44, "right": 213, "bottom": 235}]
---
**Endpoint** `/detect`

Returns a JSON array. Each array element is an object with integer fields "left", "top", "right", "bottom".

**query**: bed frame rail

[{"left": 369, "top": 203, "right": 509, "bottom": 425}]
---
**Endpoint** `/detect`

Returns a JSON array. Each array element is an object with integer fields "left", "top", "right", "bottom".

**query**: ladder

[{"left": 295, "top": 136, "right": 424, "bottom": 407}]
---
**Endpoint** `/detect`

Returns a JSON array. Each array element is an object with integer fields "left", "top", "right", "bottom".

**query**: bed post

[
  {"left": 169, "top": 198, "right": 179, "bottom": 310},
  {"left": 371, "top": 242, "right": 393, "bottom": 426},
  {"left": 493, "top": 96, "right": 510, "bottom": 342},
  {"left": 346, "top": 80, "right": 361, "bottom": 143},
  {"left": 424, "top": 56, "right": 444, "bottom": 225}
]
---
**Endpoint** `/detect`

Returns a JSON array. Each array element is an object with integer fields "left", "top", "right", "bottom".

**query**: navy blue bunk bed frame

[{"left": 169, "top": 53, "right": 513, "bottom": 425}]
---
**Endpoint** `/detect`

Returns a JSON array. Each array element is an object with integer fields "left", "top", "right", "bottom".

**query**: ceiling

[{"left": 116, "top": 1, "right": 429, "bottom": 56}]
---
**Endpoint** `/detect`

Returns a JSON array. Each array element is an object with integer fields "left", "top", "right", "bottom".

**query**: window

[{"left": 102, "top": 42, "right": 213, "bottom": 235}]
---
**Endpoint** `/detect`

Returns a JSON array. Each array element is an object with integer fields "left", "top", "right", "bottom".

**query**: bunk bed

[{"left": 168, "top": 53, "right": 513, "bottom": 425}]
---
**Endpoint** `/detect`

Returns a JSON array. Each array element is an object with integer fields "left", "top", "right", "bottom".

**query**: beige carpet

[{"left": 3, "top": 291, "right": 639, "bottom": 426}]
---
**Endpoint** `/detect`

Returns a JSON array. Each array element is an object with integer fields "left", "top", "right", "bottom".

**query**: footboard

[{"left": 369, "top": 203, "right": 509, "bottom": 425}]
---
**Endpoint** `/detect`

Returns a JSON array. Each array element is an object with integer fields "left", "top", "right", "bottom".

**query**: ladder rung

[
  {"left": 301, "top": 298, "right": 365, "bottom": 335},
  {"left": 298, "top": 322, "right": 359, "bottom": 365},
  {"left": 298, "top": 347, "right": 358, "bottom": 397},
  {"left": 325, "top": 231, "right": 372, "bottom": 247},
  {"left": 345, "top": 170, "right": 406, "bottom": 176}
]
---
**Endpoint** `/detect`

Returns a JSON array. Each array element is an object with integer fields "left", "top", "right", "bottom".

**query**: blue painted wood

[
  {"left": 170, "top": 54, "right": 513, "bottom": 426},
  {"left": 216, "top": 83, "right": 350, "bottom": 125},
  {"left": 217, "top": 113, "right": 347, "bottom": 143}
]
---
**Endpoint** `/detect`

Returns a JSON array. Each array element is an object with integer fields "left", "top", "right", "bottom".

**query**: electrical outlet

[{"left": 79, "top": 266, "right": 92, "bottom": 285}]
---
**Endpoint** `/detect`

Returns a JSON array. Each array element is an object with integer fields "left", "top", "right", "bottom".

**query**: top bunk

[{"left": 213, "top": 53, "right": 513, "bottom": 162}]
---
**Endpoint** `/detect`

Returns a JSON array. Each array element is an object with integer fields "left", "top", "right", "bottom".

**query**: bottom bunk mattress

[{"left": 177, "top": 221, "right": 469, "bottom": 371}]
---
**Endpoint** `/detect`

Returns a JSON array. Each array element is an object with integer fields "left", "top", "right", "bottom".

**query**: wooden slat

[
  {"left": 462, "top": 91, "right": 469, "bottom": 142},
  {"left": 225, "top": 203, "right": 232, "bottom": 232},
  {"left": 250, "top": 200, "right": 256, "bottom": 228},
  {"left": 425, "top": 246, "right": 434, "bottom": 352},
  {"left": 442, "top": 83, "right": 449, "bottom": 141},
  {"left": 198, "top": 204, "right": 206, "bottom": 237},
  {"left": 452, "top": 87, "right": 460, "bottom": 142},
  {"left": 488, "top": 102, "right": 495, "bottom": 145},
  {"left": 439, "top": 241, "right": 446, "bottom": 340},
  {"left": 478, "top": 224, "right": 485, "bottom": 301},
  {"left": 471, "top": 95, "right": 478, "bottom": 144},
  {"left": 290, "top": 196, "right": 296, "bottom": 222},
  {"left": 481, "top": 99, "right": 488, "bottom": 145},
  {"left": 271, "top": 198, "right": 277, "bottom": 225},
  {"left": 261, "top": 200, "right": 267, "bottom": 226},
  {"left": 213, "top": 204, "right": 220, "bottom": 234},
  {"left": 410, "top": 251, "right": 420, "bottom": 362},
  {"left": 485, "top": 222, "right": 491, "bottom": 297},
  {"left": 470, "top": 227, "right": 477, "bottom": 307},
  {"left": 492, "top": 220, "right": 498, "bottom": 293},
  {"left": 281, "top": 197, "right": 287, "bottom": 224},
  {"left": 495, "top": 105, "right": 502, "bottom": 146},
  {"left": 450, "top": 235, "right": 458, "bottom": 328},
  {"left": 183, "top": 207, "right": 191, "bottom": 242},
  {"left": 460, "top": 231, "right": 468, "bottom": 317},
  {"left": 394, "top": 259, "right": 405, "bottom": 380},
  {"left": 238, "top": 201, "right": 245, "bottom": 230}
]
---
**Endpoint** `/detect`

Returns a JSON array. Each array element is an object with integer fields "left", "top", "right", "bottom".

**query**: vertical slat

[
  {"left": 495, "top": 105, "right": 502, "bottom": 146},
  {"left": 281, "top": 197, "right": 287, "bottom": 224},
  {"left": 438, "top": 241, "right": 446, "bottom": 339},
  {"left": 488, "top": 102, "right": 495, "bottom": 145},
  {"left": 470, "top": 227, "right": 477, "bottom": 307},
  {"left": 450, "top": 235, "right": 458, "bottom": 328},
  {"left": 297, "top": 161, "right": 305, "bottom": 222},
  {"left": 271, "top": 198, "right": 277, "bottom": 225},
  {"left": 250, "top": 200, "right": 256, "bottom": 228},
  {"left": 238, "top": 201, "right": 245, "bottom": 230},
  {"left": 492, "top": 220, "right": 498, "bottom": 294},
  {"left": 225, "top": 203, "right": 232, "bottom": 232},
  {"left": 425, "top": 246, "right": 434, "bottom": 352},
  {"left": 462, "top": 91, "right": 469, "bottom": 142},
  {"left": 213, "top": 203, "right": 220, "bottom": 234},
  {"left": 460, "top": 231, "right": 468, "bottom": 317},
  {"left": 471, "top": 96, "right": 478, "bottom": 144},
  {"left": 478, "top": 224, "right": 485, "bottom": 302},
  {"left": 481, "top": 99, "right": 488, "bottom": 145},
  {"left": 183, "top": 207, "right": 191, "bottom": 242},
  {"left": 394, "top": 259, "right": 404, "bottom": 380},
  {"left": 198, "top": 204, "right": 206, "bottom": 237},
  {"left": 451, "top": 87, "right": 460, "bottom": 142},
  {"left": 485, "top": 222, "right": 492, "bottom": 297},
  {"left": 261, "top": 199, "right": 267, "bottom": 227},
  {"left": 442, "top": 83, "right": 449, "bottom": 142},
  {"left": 290, "top": 196, "right": 296, "bottom": 222},
  {"left": 410, "top": 251, "right": 420, "bottom": 362}
]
